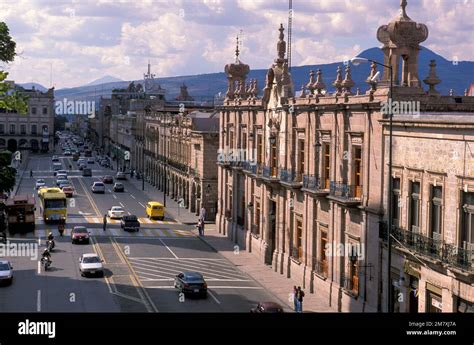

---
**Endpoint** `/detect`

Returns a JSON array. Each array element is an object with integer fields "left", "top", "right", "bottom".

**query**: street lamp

[{"left": 351, "top": 55, "right": 394, "bottom": 313}]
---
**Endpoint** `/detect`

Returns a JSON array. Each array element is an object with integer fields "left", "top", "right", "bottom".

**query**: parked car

[
  {"left": 250, "top": 302, "right": 284, "bottom": 313},
  {"left": 108, "top": 206, "right": 124, "bottom": 219},
  {"left": 91, "top": 182, "right": 105, "bottom": 194},
  {"left": 174, "top": 272, "right": 207, "bottom": 297},
  {"left": 113, "top": 182, "right": 124, "bottom": 192},
  {"left": 0, "top": 260, "right": 13, "bottom": 285},
  {"left": 116, "top": 172, "right": 127, "bottom": 180},
  {"left": 35, "top": 179, "right": 46, "bottom": 190},
  {"left": 120, "top": 215, "right": 140, "bottom": 232},
  {"left": 79, "top": 254, "right": 104, "bottom": 277},
  {"left": 61, "top": 186, "right": 75, "bottom": 197},
  {"left": 102, "top": 175, "right": 113, "bottom": 184},
  {"left": 71, "top": 226, "right": 90, "bottom": 244}
]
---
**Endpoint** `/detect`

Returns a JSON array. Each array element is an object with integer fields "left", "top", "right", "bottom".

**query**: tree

[
  {"left": 0, "top": 150, "right": 16, "bottom": 194},
  {"left": 54, "top": 115, "right": 68, "bottom": 131},
  {"left": 0, "top": 22, "right": 28, "bottom": 114}
]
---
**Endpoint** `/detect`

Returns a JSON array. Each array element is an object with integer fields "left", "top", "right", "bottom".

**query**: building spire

[
  {"left": 277, "top": 23, "right": 286, "bottom": 61},
  {"left": 235, "top": 36, "right": 240, "bottom": 63},
  {"left": 400, "top": 0, "right": 408, "bottom": 17}
]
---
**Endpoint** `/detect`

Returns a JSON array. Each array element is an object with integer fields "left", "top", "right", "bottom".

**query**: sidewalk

[
  {"left": 11, "top": 151, "right": 30, "bottom": 197},
  {"left": 193, "top": 223, "right": 337, "bottom": 313}
]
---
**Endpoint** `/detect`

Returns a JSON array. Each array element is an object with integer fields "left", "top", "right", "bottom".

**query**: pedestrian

[
  {"left": 103, "top": 214, "right": 107, "bottom": 231},
  {"left": 130, "top": 170, "right": 134, "bottom": 178},
  {"left": 293, "top": 286, "right": 298, "bottom": 312},
  {"left": 199, "top": 206, "right": 206, "bottom": 222},
  {"left": 197, "top": 219, "right": 204, "bottom": 236},
  {"left": 296, "top": 286, "right": 305, "bottom": 313}
]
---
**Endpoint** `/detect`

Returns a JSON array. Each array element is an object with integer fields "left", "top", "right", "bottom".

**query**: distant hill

[
  {"left": 17, "top": 82, "right": 48, "bottom": 92},
  {"left": 52, "top": 46, "right": 473, "bottom": 103},
  {"left": 84, "top": 75, "right": 123, "bottom": 86}
]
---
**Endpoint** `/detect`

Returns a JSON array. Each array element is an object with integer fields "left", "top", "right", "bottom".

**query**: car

[
  {"left": 52, "top": 163, "right": 62, "bottom": 175},
  {"left": 116, "top": 172, "right": 127, "bottom": 180},
  {"left": 35, "top": 179, "right": 46, "bottom": 189},
  {"left": 71, "top": 226, "right": 90, "bottom": 244},
  {"left": 108, "top": 206, "right": 125, "bottom": 219},
  {"left": 102, "top": 175, "right": 113, "bottom": 184},
  {"left": 61, "top": 186, "right": 75, "bottom": 197},
  {"left": 113, "top": 182, "right": 124, "bottom": 192},
  {"left": 0, "top": 260, "right": 13, "bottom": 285},
  {"left": 82, "top": 168, "right": 92, "bottom": 177},
  {"left": 146, "top": 201, "right": 165, "bottom": 220},
  {"left": 64, "top": 151, "right": 72, "bottom": 156},
  {"left": 51, "top": 155, "right": 59, "bottom": 162},
  {"left": 250, "top": 302, "right": 284, "bottom": 313},
  {"left": 79, "top": 254, "right": 104, "bottom": 277},
  {"left": 57, "top": 170, "right": 68, "bottom": 177},
  {"left": 91, "top": 182, "right": 105, "bottom": 193},
  {"left": 87, "top": 158, "right": 94, "bottom": 164},
  {"left": 174, "top": 272, "right": 207, "bottom": 297},
  {"left": 56, "top": 177, "right": 69, "bottom": 186},
  {"left": 78, "top": 163, "right": 86, "bottom": 171},
  {"left": 120, "top": 215, "right": 140, "bottom": 232}
]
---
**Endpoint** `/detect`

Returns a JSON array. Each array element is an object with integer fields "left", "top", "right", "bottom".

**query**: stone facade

[
  {"left": 216, "top": 0, "right": 474, "bottom": 312},
  {"left": 0, "top": 84, "right": 55, "bottom": 153}
]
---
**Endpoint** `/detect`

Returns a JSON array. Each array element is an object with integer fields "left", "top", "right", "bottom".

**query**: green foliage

[
  {"left": 54, "top": 115, "right": 68, "bottom": 131},
  {"left": 0, "top": 22, "right": 29, "bottom": 115},
  {"left": 0, "top": 150, "right": 16, "bottom": 194}
]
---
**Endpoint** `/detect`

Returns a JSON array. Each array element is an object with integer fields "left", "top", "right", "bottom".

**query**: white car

[
  {"left": 108, "top": 206, "right": 125, "bottom": 219},
  {"left": 79, "top": 254, "right": 104, "bottom": 277},
  {"left": 0, "top": 260, "right": 13, "bottom": 285},
  {"left": 35, "top": 179, "right": 46, "bottom": 190}
]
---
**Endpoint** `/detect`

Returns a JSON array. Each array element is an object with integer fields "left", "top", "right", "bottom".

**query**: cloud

[{"left": 0, "top": 0, "right": 471, "bottom": 88}]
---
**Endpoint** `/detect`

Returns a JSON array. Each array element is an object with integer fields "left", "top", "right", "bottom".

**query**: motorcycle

[
  {"left": 47, "top": 239, "right": 55, "bottom": 251},
  {"left": 58, "top": 224, "right": 65, "bottom": 236},
  {"left": 41, "top": 257, "right": 52, "bottom": 271}
]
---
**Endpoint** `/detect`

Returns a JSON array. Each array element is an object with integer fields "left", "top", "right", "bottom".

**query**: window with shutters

[
  {"left": 430, "top": 186, "right": 442, "bottom": 240},
  {"left": 409, "top": 181, "right": 421, "bottom": 232}
]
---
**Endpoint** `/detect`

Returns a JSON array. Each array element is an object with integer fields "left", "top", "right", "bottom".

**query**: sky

[{"left": 0, "top": 0, "right": 473, "bottom": 89}]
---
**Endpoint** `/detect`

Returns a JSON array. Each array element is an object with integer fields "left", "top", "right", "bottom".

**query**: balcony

[
  {"left": 327, "top": 181, "right": 362, "bottom": 205},
  {"left": 290, "top": 246, "right": 302, "bottom": 263},
  {"left": 279, "top": 169, "right": 302, "bottom": 189},
  {"left": 380, "top": 224, "right": 473, "bottom": 273},
  {"left": 262, "top": 165, "right": 279, "bottom": 183},
  {"left": 313, "top": 258, "right": 328, "bottom": 278},
  {"left": 302, "top": 175, "right": 329, "bottom": 196},
  {"left": 341, "top": 273, "right": 359, "bottom": 296}
]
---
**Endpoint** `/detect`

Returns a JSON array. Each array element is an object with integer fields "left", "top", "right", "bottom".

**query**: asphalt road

[{"left": 0, "top": 142, "right": 286, "bottom": 312}]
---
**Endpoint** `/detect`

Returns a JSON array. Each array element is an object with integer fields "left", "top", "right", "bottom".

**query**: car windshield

[
  {"left": 0, "top": 263, "right": 10, "bottom": 271},
  {"left": 37, "top": 179, "right": 44, "bottom": 183},
  {"left": 115, "top": 183, "right": 123, "bottom": 187},
  {"left": 112, "top": 207, "right": 123, "bottom": 211},
  {"left": 94, "top": 183, "right": 104, "bottom": 187},
  {"left": 83, "top": 256, "right": 101, "bottom": 264},
  {"left": 185, "top": 274, "right": 203, "bottom": 281},
  {"left": 74, "top": 227, "right": 87, "bottom": 233}
]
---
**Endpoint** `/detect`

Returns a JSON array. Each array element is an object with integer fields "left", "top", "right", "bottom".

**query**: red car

[
  {"left": 71, "top": 226, "right": 90, "bottom": 244},
  {"left": 62, "top": 186, "right": 75, "bottom": 197},
  {"left": 102, "top": 175, "right": 114, "bottom": 184}
]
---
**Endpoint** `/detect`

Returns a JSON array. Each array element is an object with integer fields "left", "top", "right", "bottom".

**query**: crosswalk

[
  {"left": 7, "top": 228, "right": 195, "bottom": 239},
  {"left": 35, "top": 216, "right": 176, "bottom": 225}
]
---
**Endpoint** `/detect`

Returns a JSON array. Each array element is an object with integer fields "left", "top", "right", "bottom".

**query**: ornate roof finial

[
  {"left": 306, "top": 70, "right": 316, "bottom": 95},
  {"left": 333, "top": 66, "right": 343, "bottom": 95},
  {"left": 423, "top": 59, "right": 441, "bottom": 96},
  {"left": 313, "top": 69, "right": 326, "bottom": 95},
  {"left": 449, "top": 88, "right": 454, "bottom": 96},
  {"left": 464, "top": 88, "right": 468, "bottom": 96},
  {"left": 400, "top": 0, "right": 408, "bottom": 18},
  {"left": 300, "top": 84, "right": 307, "bottom": 99},
  {"left": 277, "top": 23, "right": 286, "bottom": 61},
  {"left": 235, "top": 36, "right": 240, "bottom": 63},
  {"left": 342, "top": 64, "right": 355, "bottom": 95}
]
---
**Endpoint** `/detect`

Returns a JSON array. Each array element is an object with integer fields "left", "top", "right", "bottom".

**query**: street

[{"left": 1, "top": 145, "right": 286, "bottom": 312}]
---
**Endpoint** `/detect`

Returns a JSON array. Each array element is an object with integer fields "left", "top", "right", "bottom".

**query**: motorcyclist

[
  {"left": 42, "top": 248, "right": 51, "bottom": 261},
  {"left": 58, "top": 223, "right": 65, "bottom": 236},
  {"left": 47, "top": 231, "right": 54, "bottom": 241}
]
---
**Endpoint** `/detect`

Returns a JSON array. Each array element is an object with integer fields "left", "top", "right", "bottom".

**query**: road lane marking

[
  {"left": 139, "top": 202, "right": 145, "bottom": 208},
  {"left": 131, "top": 195, "right": 136, "bottom": 199},
  {"left": 159, "top": 238, "right": 179, "bottom": 259},
  {"left": 37, "top": 261, "right": 41, "bottom": 274},
  {"left": 119, "top": 202, "right": 125, "bottom": 208},
  {"left": 113, "top": 195, "right": 117, "bottom": 199},
  {"left": 208, "top": 290, "right": 221, "bottom": 304},
  {"left": 77, "top": 175, "right": 101, "bottom": 216},
  {"left": 37, "top": 290, "right": 41, "bottom": 312}
]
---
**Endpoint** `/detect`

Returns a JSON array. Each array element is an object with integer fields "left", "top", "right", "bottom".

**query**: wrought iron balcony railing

[
  {"left": 329, "top": 181, "right": 362, "bottom": 201},
  {"left": 380, "top": 224, "right": 473, "bottom": 273},
  {"left": 303, "top": 175, "right": 322, "bottom": 191},
  {"left": 341, "top": 272, "right": 359, "bottom": 296},
  {"left": 263, "top": 165, "right": 279, "bottom": 179}
]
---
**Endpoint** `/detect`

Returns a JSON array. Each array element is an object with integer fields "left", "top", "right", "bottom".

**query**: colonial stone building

[
  {"left": 0, "top": 84, "right": 55, "bottom": 153},
  {"left": 216, "top": 1, "right": 473, "bottom": 312}
]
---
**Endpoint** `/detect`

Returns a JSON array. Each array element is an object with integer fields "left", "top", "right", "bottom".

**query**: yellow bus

[
  {"left": 5, "top": 195, "right": 35, "bottom": 233},
  {"left": 40, "top": 188, "right": 67, "bottom": 223}
]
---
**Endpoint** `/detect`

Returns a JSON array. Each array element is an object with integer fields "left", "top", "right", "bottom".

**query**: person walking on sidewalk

[
  {"left": 296, "top": 286, "right": 305, "bottom": 313},
  {"left": 103, "top": 214, "right": 107, "bottom": 231},
  {"left": 197, "top": 219, "right": 205, "bottom": 236},
  {"left": 199, "top": 206, "right": 206, "bottom": 222},
  {"left": 293, "top": 286, "right": 298, "bottom": 311}
]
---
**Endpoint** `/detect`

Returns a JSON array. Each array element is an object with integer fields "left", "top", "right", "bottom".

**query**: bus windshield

[{"left": 44, "top": 199, "right": 66, "bottom": 209}]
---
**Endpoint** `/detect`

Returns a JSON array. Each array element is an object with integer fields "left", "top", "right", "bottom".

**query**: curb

[{"left": 12, "top": 154, "right": 29, "bottom": 197}]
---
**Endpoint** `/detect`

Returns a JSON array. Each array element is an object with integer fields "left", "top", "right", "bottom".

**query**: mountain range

[{"left": 19, "top": 47, "right": 474, "bottom": 103}]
